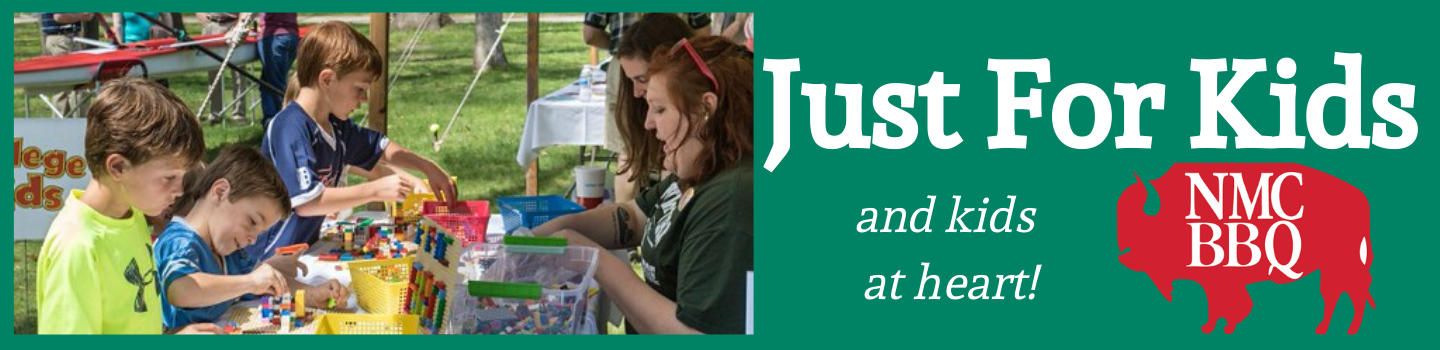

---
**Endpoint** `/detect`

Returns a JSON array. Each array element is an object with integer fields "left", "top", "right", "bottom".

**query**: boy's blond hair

[
  {"left": 84, "top": 78, "right": 205, "bottom": 177},
  {"left": 294, "top": 21, "right": 383, "bottom": 88},
  {"left": 284, "top": 72, "right": 300, "bottom": 105}
]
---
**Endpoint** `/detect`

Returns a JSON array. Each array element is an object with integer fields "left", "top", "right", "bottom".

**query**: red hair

[{"left": 646, "top": 36, "right": 754, "bottom": 184}]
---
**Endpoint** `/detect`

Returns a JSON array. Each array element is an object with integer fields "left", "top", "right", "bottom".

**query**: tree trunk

[
  {"left": 473, "top": 13, "right": 509, "bottom": 71},
  {"left": 394, "top": 13, "right": 452, "bottom": 30}
]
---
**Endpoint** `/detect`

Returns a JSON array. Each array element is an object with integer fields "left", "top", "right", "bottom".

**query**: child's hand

[
  {"left": 395, "top": 168, "right": 428, "bottom": 194},
  {"left": 369, "top": 174, "right": 416, "bottom": 202},
  {"left": 305, "top": 280, "right": 350, "bottom": 309},
  {"left": 422, "top": 167, "right": 458, "bottom": 204},
  {"left": 171, "top": 323, "right": 223, "bottom": 334},
  {"left": 246, "top": 263, "right": 289, "bottom": 296}
]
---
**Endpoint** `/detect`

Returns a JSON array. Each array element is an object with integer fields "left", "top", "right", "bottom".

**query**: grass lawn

[{"left": 13, "top": 15, "right": 606, "bottom": 333}]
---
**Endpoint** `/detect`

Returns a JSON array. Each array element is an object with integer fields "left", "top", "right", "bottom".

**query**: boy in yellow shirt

[{"left": 36, "top": 78, "right": 216, "bottom": 334}]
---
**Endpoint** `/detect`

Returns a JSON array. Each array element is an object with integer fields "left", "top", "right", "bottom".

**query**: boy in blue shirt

[
  {"left": 154, "top": 146, "right": 348, "bottom": 329},
  {"left": 245, "top": 21, "right": 457, "bottom": 262}
]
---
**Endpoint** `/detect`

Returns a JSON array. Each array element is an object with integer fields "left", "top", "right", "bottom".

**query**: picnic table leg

[{"left": 526, "top": 159, "right": 539, "bottom": 195}]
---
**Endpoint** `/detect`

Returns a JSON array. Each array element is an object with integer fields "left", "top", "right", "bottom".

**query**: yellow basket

[
  {"left": 348, "top": 256, "right": 414, "bottom": 314},
  {"left": 313, "top": 313, "right": 421, "bottom": 335},
  {"left": 399, "top": 193, "right": 436, "bottom": 218}
]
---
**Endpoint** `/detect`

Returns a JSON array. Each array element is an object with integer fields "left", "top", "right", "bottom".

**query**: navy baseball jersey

[{"left": 245, "top": 103, "right": 387, "bottom": 261}]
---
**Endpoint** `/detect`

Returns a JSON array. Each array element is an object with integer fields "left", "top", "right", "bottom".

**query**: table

[
  {"left": 220, "top": 212, "right": 598, "bottom": 334},
  {"left": 516, "top": 80, "right": 609, "bottom": 195},
  {"left": 218, "top": 212, "right": 507, "bottom": 334},
  {"left": 516, "top": 80, "right": 609, "bottom": 167}
]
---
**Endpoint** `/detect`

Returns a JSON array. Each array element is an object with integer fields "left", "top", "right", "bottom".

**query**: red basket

[{"left": 423, "top": 200, "right": 491, "bottom": 244}]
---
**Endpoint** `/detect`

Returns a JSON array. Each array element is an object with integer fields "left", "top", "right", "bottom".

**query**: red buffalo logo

[{"left": 1116, "top": 163, "right": 1374, "bottom": 334}]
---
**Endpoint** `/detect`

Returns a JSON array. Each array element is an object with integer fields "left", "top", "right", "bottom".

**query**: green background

[
  {"left": 8, "top": 0, "right": 1440, "bottom": 346},
  {"left": 755, "top": 0, "right": 1438, "bottom": 345}
]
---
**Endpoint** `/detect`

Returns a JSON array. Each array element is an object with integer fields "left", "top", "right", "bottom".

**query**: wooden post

[
  {"left": 524, "top": 13, "right": 541, "bottom": 195},
  {"left": 369, "top": 13, "right": 390, "bottom": 134}
]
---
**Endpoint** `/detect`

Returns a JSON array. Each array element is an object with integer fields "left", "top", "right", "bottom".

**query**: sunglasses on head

[{"left": 668, "top": 38, "right": 720, "bottom": 92}]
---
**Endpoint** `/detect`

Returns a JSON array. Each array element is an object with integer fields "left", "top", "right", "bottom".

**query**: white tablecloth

[{"left": 515, "top": 80, "right": 608, "bottom": 167}]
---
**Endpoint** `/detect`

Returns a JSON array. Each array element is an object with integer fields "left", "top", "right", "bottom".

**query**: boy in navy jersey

[{"left": 246, "top": 21, "right": 458, "bottom": 262}]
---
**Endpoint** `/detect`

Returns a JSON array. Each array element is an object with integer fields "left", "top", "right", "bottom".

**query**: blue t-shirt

[
  {"left": 121, "top": 12, "right": 158, "bottom": 43},
  {"left": 154, "top": 217, "right": 257, "bottom": 329},
  {"left": 246, "top": 103, "right": 388, "bottom": 261}
]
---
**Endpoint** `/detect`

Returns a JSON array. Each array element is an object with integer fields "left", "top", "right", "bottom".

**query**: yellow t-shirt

[{"left": 36, "top": 189, "right": 163, "bottom": 334}]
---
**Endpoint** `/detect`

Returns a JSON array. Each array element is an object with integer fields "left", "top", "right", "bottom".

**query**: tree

[
  {"left": 394, "top": 13, "right": 452, "bottom": 30},
  {"left": 473, "top": 13, "right": 509, "bottom": 70}
]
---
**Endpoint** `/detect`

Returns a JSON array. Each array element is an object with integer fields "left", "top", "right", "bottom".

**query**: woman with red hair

[{"left": 536, "top": 36, "right": 753, "bottom": 334}]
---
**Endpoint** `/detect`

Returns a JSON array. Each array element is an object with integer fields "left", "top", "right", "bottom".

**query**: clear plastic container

[{"left": 444, "top": 237, "right": 598, "bottom": 334}]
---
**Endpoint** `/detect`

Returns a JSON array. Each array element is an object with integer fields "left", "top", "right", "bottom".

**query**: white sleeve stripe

[
  {"left": 264, "top": 117, "right": 281, "bottom": 159},
  {"left": 160, "top": 259, "right": 200, "bottom": 285},
  {"left": 290, "top": 182, "right": 325, "bottom": 207}
]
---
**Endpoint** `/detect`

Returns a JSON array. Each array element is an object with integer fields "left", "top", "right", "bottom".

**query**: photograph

[{"left": 12, "top": 11, "right": 754, "bottom": 335}]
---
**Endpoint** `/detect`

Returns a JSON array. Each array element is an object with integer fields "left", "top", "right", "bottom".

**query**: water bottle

[
  {"left": 578, "top": 65, "right": 593, "bottom": 101},
  {"left": 590, "top": 65, "right": 607, "bottom": 98}
]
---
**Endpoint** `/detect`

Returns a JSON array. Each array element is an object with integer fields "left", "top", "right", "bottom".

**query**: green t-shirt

[
  {"left": 635, "top": 162, "right": 753, "bottom": 334},
  {"left": 36, "top": 190, "right": 163, "bottom": 334}
]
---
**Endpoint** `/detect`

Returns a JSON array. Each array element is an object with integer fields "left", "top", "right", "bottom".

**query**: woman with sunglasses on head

[{"left": 533, "top": 36, "right": 753, "bottom": 334}]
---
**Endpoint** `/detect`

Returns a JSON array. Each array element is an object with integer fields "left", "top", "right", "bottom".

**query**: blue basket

[{"left": 497, "top": 195, "right": 585, "bottom": 233}]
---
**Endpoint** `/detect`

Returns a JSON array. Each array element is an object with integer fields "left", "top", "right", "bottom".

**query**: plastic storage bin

[
  {"left": 444, "top": 236, "right": 598, "bottom": 334},
  {"left": 497, "top": 195, "right": 584, "bottom": 233},
  {"left": 313, "top": 313, "right": 421, "bottom": 334},
  {"left": 348, "top": 256, "right": 414, "bottom": 314},
  {"left": 423, "top": 200, "right": 491, "bottom": 243}
]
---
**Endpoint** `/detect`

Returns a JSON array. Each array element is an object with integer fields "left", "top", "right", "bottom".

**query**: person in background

[
  {"left": 112, "top": 12, "right": 183, "bottom": 87},
  {"left": 196, "top": 12, "right": 248, "bottom": 124},
  {"left": 258, "top": 13, "right": 300, "bottom": 128},
  {"left": 112, "top": 12, "right": 184, "bottom": 43},
  {"left": 112, "top": 12, "right": 156, "bottom": 44},
  {"left": 38, "top": 12, "right": 98, "bottom": 117},
  {"left": 713, "top": 13, "right": 750, "bottom": 45},
  {"left": 583, "top": 12, "right": 711, "bottom": 204},
  {"left": 610, "top": 14, "right": 696, "bottom": 217}
]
